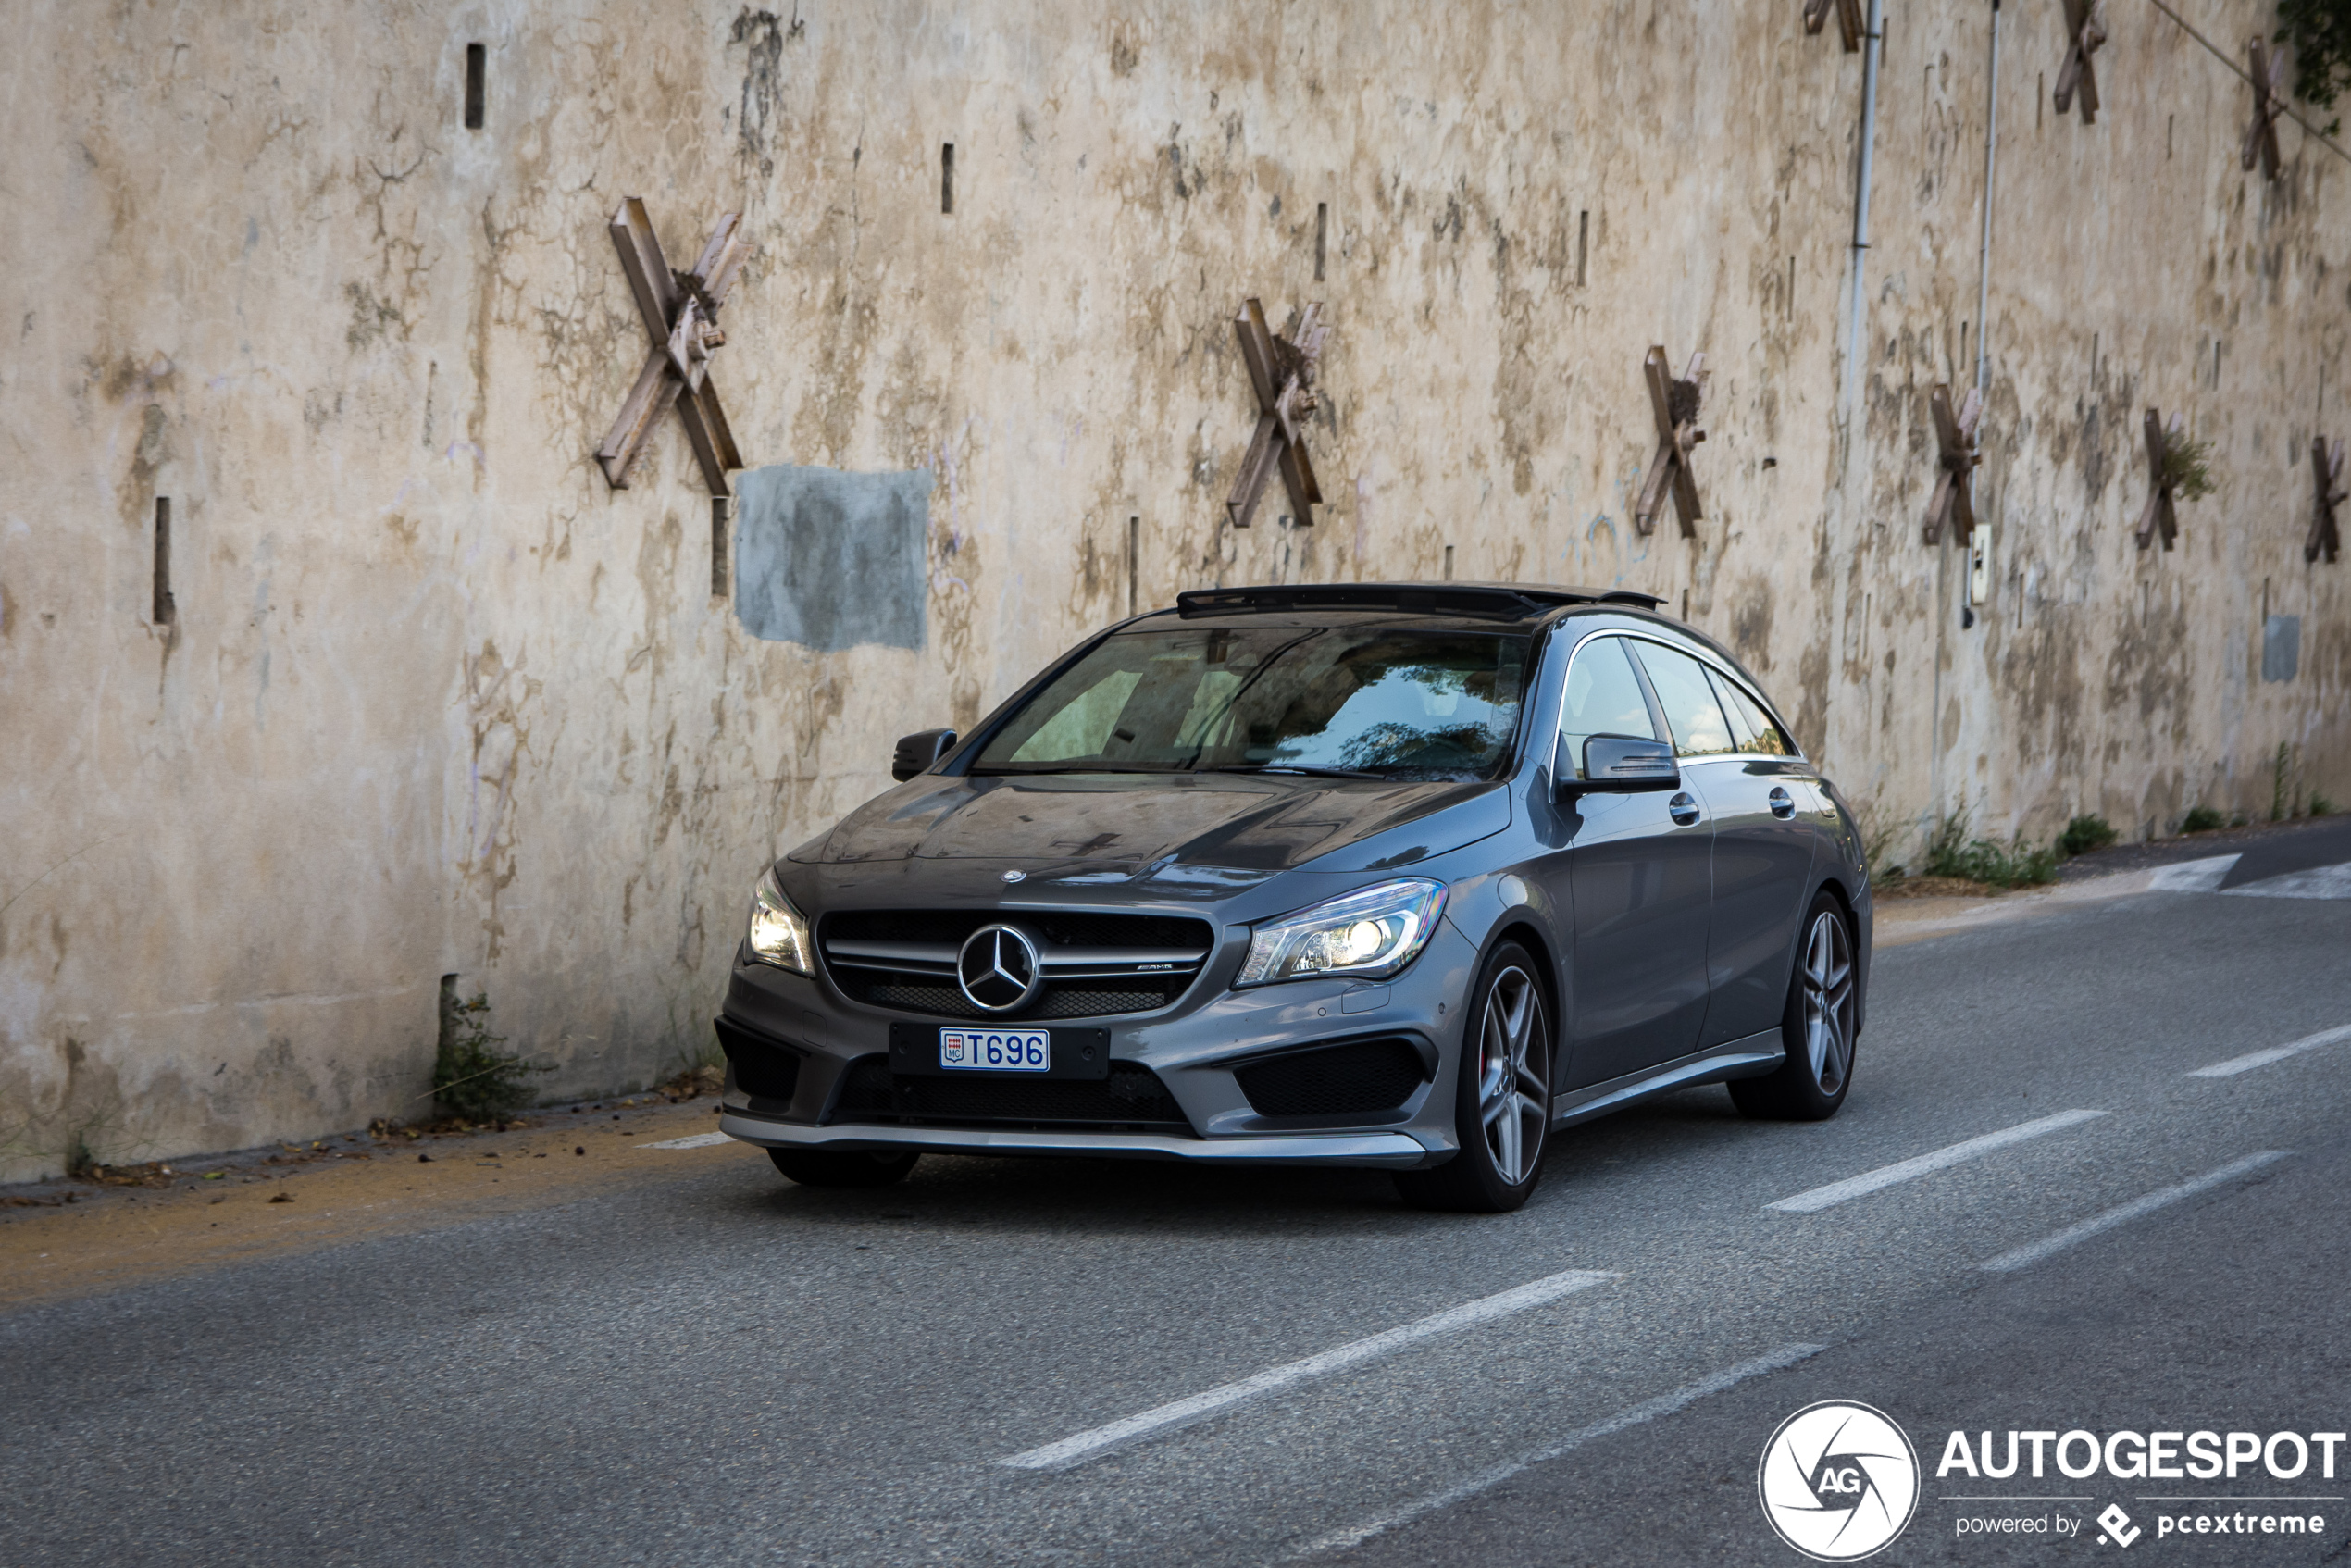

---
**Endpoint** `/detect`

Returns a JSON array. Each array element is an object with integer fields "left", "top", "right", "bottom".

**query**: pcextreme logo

[{"left": 1759, "top": 1400, "right": 1922, "bottom": 1562}]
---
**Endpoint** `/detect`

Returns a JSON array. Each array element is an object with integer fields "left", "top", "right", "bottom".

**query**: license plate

[{"left": 939, "top": 1027, "right": 1051, "bottom": 1073}]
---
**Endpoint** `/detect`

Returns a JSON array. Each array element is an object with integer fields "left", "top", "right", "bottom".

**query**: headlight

[
  {"left": 1235, "top": 878, "right": 1448, "bottom": 988},
  {"left": 745, "top": 866, "right": 814, "bottom": 975}
]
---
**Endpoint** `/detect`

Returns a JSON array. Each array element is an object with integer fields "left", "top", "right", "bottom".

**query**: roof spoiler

[{"left": 1173, "top": 582, "right": 1665, "bottom": 618}]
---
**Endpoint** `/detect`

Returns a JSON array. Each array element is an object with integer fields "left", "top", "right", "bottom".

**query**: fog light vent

[{"left": 1234, "top": 1039, "right": 1426, "bottom": 1117}]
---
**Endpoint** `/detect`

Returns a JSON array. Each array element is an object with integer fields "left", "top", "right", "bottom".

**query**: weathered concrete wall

[{"left": 3, "top": 1, "right": 2345, "bottom": 1179}]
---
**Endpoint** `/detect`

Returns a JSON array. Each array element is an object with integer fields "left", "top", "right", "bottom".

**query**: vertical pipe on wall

[
  {"left": 1839, "top": 0, "right": 1886, "bottom": 448},
  {"left": 1976, "top": 0, "right": 2002, "bottom": 393}
]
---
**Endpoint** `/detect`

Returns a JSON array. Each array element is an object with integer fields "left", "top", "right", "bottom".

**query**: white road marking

[
  {"left": 1977, "top": 1151, "right": 2291, "bottom": 1274},
  {"left": 1766, "top": 1110, "right": 2109, "bottom": 1213},
  {"left": 642, "top": 1131, "right": 734, "bottom": 1150},
  {"left": 997, "top": 1267, "right": 1619, "bottom": 1472},
  {"left": 2223, "top": 862, "right": 2351, "bottom": 900},
  {"left": 2146, "top": 854, "right": 2240, "bottom": 893},
  {"left": 2189, "top": 1023, "right": 2351, "bottom": 1078},
  {"left": 1287, "top": 1343, "right": 1826, "bottom": 1560}
]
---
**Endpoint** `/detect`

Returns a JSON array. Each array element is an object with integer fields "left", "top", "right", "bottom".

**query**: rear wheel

[
  {"left": 1394, "top": 941, "right": 1553, "bottom": 1213},
  {"left": 1730, "top": 891, "right": 1858, "bottom": 1121},
  {"left": 767, "top": 1146, "right": 920, "bottom": 1188}
]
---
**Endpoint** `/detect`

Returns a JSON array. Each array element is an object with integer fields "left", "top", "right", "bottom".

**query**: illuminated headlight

[
  {"left": 1235, "top": 879, "right": 1448, "bottom": 989},
  {"left": 744, "top": 866, "right": 813, "bottom": 975}
]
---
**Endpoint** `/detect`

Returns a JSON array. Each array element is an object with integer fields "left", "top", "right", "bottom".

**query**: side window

[
  {"left": 1557, "top": 636, "right": 1658, "bottom": 778},
  {"left": 1708, "top": 669, "right": 1796, "bottom": 756},
  {"left": 1630, "top": 642, "right": 1737, "bottom": 758}
]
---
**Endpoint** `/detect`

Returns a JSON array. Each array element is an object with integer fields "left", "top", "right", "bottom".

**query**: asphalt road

[{"left": 6, "top": 840, "right": 2351, "bottom": 1567}]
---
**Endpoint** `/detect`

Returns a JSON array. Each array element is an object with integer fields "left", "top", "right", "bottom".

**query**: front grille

[
  {"left": 1234, "top": 1039, "right": 1427, "bottom": 1117},
  {"left": 832, "top": 1057, "right": 1191, "bottom": 1132},
  {"left": 819, "top": 909, "right": 1214, "bottom": 1021}
]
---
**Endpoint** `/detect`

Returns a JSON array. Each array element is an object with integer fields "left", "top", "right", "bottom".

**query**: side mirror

[
  {"left": 1555, "top": 733, "right": 1680, "bottom": 797},
  {"left": 891, "top": 728, "right": 958, "bottom": 781}
]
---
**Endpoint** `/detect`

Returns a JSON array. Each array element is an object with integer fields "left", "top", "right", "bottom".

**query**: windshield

[{"left": 973, "top": 626, "right": 1533, "bottom": 779}]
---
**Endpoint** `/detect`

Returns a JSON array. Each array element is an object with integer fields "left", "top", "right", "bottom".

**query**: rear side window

[
  {"left": 1558, "top": 636, "right": 1658, "bottom": 778},
  {"left": 1630, "top": 641, "right": 1736, "bottom": 757},
  {"left": 1708, "top": 668, "right": 1796, "bottom": 756}
]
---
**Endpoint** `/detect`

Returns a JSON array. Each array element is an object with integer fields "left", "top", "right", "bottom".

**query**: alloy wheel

[
  {"left": 1475, "top": 964, "right": 1549, "bottom": 1186},
  {"left": 1801, "top": 910, "right": 1857, "bottom": 1096}
]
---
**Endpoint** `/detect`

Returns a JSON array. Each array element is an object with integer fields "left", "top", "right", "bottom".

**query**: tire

[
  {"left": 767, "top": 1146, "right": 921, "bottom": 1188},
  {"left": 1730, "top": 891, "right": 1859, "bottom": 1121},
  {"left": 1394, "top": 940, "right": 1554, "bottom": 1213}
]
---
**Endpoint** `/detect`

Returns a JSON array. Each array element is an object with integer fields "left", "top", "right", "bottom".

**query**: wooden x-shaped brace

[
  {"left": 2244, "top": 37, "right": 2288, "bottom": 180},
  {"left": 2136, "top": 409, "right": 2185, "bottom": 552},
  {"left": 1802, "top": 0, "right": 1863, "bottom": 54},
  {"left": 2053, "top": 0, "right": 2108, "bottom": 124},
  {"left": 1225, "top": 298, "right": 1327, "bottom": 529},
  {"left": 1922, "top": 383, "right": 1984, "bottom": 545},
  {"left": 2308, "top": 437, "right": 2346, "bottom": 564},
  {"left": 1634, "top": 346, "right": 1706, "bottom": 538},
  {"left": 595, "top": 198, "right": 751, "bottom": 497}
]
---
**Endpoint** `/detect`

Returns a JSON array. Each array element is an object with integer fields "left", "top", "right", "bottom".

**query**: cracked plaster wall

[{"left": 1, "top": 0, "right": 2344, "bottom": 1179}]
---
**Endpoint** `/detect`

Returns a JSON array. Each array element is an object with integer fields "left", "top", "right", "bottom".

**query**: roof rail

[{"left": 1173, "top": 581, "right": 1663, "bottom": 617}]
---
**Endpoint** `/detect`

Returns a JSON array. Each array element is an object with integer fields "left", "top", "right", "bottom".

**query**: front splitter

[{"left": 719, "top": 1111, "right": 1434, "bottom": 1168}]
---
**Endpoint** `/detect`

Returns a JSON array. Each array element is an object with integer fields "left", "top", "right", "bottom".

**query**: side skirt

[{"left": 1549, "top": 1030, "right": 1785, "bottom": 1130}]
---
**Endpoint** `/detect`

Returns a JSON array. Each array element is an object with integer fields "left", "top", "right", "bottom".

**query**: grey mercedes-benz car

[{"left": 715, "top": 582, "right": 1871, "bottom": 1212}]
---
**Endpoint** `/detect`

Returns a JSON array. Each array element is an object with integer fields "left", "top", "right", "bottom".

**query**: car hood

[{"left": 795, "top": 773, "right": 1513, "bottom": 880}]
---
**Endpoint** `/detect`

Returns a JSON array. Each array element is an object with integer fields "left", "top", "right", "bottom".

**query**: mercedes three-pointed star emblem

[{"left": 957, "top": 925, "right": 1042, "bottom": 1014}]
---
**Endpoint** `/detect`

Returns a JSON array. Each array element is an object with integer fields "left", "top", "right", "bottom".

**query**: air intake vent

[
  {"left": 1233, "top": 1039, "right": 1427, "bottom": 1117},
  {"left": 832, "top": 1057, "right": 1190, "bottom": 1132},
  {"left": 715, "top": 1015, "right": 802, "bottom": 1102}
]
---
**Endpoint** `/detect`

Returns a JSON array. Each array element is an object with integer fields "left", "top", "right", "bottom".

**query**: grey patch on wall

[
  {"left": 2262, "top": 615, "right": 2300, "bottom": 683},
  {"left": 733, "top": 465, "right": 931, "bottom": 651}
]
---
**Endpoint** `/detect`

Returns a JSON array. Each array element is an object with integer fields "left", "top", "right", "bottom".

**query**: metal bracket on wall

[
  {"left": 2243, "top": 37, "right": 2287, "bottom": 180},
  {"left": 1801, "top": 0, "right": 1863, "bottom": 53},
  {"left": 2136, "top": 408, "right": 2185, "bottom": 553},
  {"left": 2307, "top": 437, "right": 2345, "bottom": 564},
  {"left": 1225, "top": 298, "right": 1328, "bottom": 529},
  {"left": 1922, "top": 383, "right": 1984, "bottom": 545},
  {"left": 1634, "top": 346, "right": 1707, "bottom": 538},
  {"left": 2053, "top": 0, "right": 2108, "bottom": 124},
  {"left": 595, "top": 198, "right": 751, "bottom": 497}
]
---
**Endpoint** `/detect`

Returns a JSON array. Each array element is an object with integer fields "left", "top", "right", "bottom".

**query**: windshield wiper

[{"left": 1198, "top": 764, "right": 1391, "bottom": 780}]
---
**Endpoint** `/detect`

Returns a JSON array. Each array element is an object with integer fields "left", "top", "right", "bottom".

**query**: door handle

[
  {"left": 1668, "top": 791, "right": 1701, "bottom": 827},
  {"left": 1769, "top": 786, "right": 1797, "bottom": 819}
]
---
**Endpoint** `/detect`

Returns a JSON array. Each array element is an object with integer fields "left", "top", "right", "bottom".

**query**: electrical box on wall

[{"left": 1967, "top": 530, "right": 1992, "bottom": 605}]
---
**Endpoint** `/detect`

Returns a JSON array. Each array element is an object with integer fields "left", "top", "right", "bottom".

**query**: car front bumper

[{"left": 713, "top": 912, "right": 1483, "bottom": 1170}]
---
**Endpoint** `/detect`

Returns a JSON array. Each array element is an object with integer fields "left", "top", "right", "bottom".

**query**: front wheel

[
  {"left": 1730, "top": 891, "right": 1858, "bottom": 1121},
  {"left": 767, "top": 1146, "right": 921, "bottom": 1188},
  {"left": 1394, "top": 941, "right": 1553, "bottom": 1213}
]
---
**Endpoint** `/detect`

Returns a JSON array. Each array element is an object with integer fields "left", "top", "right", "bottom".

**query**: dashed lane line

[
  {"left": 2188, "top": 1023, "right": 2351, "bottom": 1078},
  {"left": 997, "top": 1267, "right": 1620, "bottom": 1473},
  {"left": 1766, "top": 1109, "right": 2109, "bottom": 1214},
  {"left": 1976, "top": 1151, "right": 2293, "bottom": 1274},
  {"left": 1286, "top": 1342, "right": 1827, "bottom": 1560}
]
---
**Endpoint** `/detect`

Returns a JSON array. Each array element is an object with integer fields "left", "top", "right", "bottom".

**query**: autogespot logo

[{"left": 1759, "top": 1400, "right": 1922, "bottom": 1562}]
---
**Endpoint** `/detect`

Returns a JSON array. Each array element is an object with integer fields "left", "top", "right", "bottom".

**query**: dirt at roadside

[{"left": 0, "top": 1087, "right": 757, "bottom": 1311}]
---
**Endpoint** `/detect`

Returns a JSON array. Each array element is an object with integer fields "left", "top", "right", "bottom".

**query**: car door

[
  {"left": 1627, "top": 640, "right": 1817, "bottom": 1049},
  {"left": 1533, "top": 633, "right": 1714, "bottom": 1091}
]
